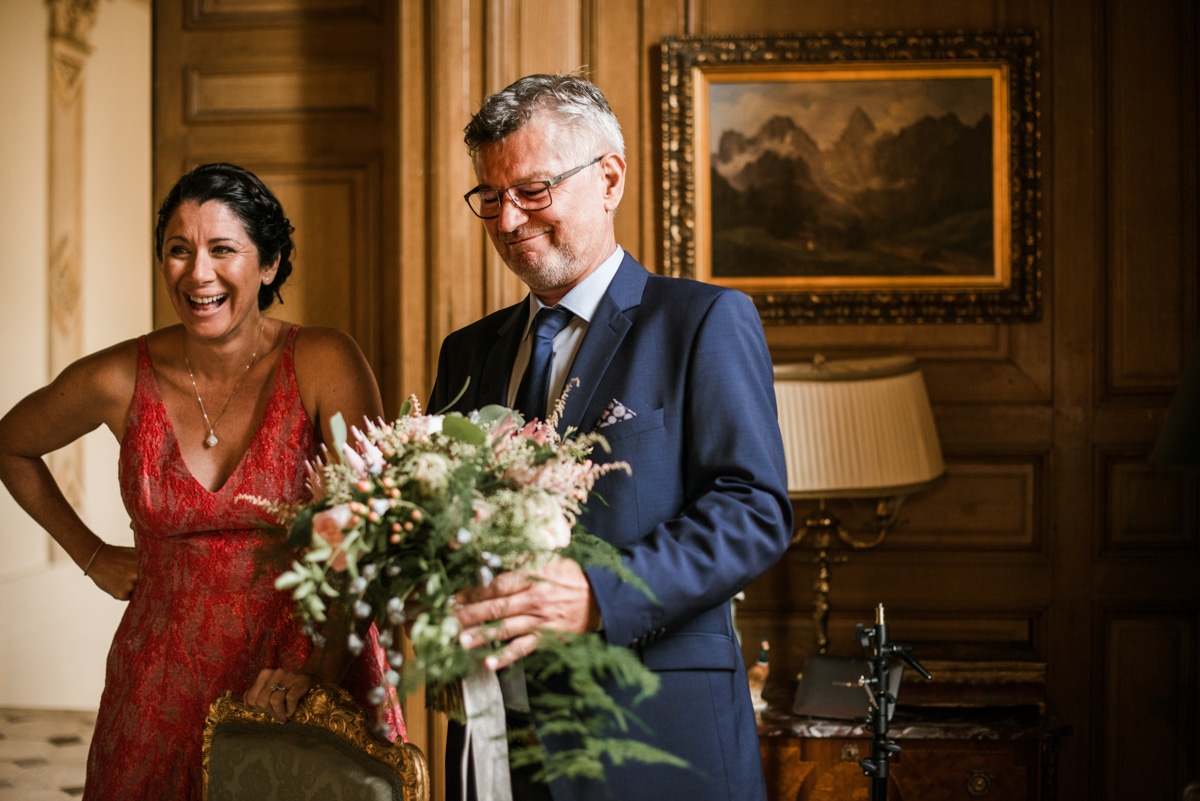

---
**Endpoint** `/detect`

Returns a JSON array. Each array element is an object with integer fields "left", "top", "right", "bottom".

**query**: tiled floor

[{"left": 0, "top": 708, "right": 93, "bottom": 800}]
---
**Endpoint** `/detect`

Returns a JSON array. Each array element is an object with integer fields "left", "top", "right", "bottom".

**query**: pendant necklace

[{"left": 183, "top": 320, "right": 265, "bottom": 448}]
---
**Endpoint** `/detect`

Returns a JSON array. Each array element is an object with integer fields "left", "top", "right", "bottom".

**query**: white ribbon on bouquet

[{"left": 460, "top": 667, "right": 513, "bottom": 801}]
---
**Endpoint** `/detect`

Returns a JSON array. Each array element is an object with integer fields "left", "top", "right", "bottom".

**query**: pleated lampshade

[{"left": 774, "top": 355, "right": 945, "bottom": 499}]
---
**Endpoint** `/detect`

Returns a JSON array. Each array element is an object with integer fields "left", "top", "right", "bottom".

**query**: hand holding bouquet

[{"left": 245, "top": 390, "right": 685, "bottom": 784}]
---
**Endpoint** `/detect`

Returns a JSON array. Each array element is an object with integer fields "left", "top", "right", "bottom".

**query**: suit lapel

[
  {"left": 559, "top": 255, "right": 648, "bottom": 432},
  {"left": 476, "top": 302, "right": 529, "bottom": 407}
]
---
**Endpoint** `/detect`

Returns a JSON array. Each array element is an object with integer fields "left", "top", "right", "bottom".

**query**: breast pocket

[
  {"left": 597, "top": 407, "right": 665, "bottom": 444},
  {"left": 588, "top": 408, "right": 679, "bottom": 544}
]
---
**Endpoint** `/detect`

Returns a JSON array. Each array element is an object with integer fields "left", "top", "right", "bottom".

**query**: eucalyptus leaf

[
  {"left": 476, "top": 404, "right": 520, "bottom": 429},
  {"left": 442, "top": 413, "right": 486, "bottom": 445}
]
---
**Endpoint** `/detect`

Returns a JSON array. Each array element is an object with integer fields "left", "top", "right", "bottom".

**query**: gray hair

[{"left": 463, "top": 73, "right": 625, "bottom": 161}]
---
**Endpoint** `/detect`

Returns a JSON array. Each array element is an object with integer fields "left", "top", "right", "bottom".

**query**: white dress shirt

[{"left": 506, "top": 245, "right": 624, "bottom": 417}]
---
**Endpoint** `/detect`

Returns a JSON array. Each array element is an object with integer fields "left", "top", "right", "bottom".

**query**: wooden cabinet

[{"left": 759, "top": 710, "right": 1066, "bottom": 801}]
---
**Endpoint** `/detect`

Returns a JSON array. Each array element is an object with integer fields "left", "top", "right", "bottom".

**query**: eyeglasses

[{"left": 463, "top": 156, "right": 604, "bottom": 219}]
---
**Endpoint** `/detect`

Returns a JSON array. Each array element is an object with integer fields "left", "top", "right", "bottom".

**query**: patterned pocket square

[{"left": 598, "top": 398, "right": 637, "bottom": 428}]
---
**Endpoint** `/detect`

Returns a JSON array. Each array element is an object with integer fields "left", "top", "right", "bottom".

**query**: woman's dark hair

[{"left": 154, "top": 162, "right": 295, "bottom": 311}]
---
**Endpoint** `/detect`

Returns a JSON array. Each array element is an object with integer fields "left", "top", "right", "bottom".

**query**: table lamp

[{"left": 774, "top": 354, "right": 945, "bottom": 653}]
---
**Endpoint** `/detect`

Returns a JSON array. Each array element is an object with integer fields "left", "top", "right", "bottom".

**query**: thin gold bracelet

[{"left": 82, "top": 542, "right": 106, "bottom": 577}]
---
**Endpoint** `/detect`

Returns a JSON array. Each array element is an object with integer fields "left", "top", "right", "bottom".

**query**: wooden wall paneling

[
  {"left": 1103, "top": 0, "right": 1193, "bottom": 398},
  {"left": 1042, "top": 0, "right": 1098, "bottom": 795},
  {"left": 258, "top": 165, "right": 377, "bottom": 347},
  {"left": 186, "top": 61, "right": 380, "bottom": 118},
  {"left": 515, "top": 0, "right": 583, "bottom": 76},
  {"left": 426, "top": 1, "right": 486, "bottom": 369},
  {"left": 935, "top": 404, "right": 1054, "bottom": 448},
  {"left": 478, "top": 0, "right": 521, "bottom": 320},
  {"left": 193, "top": 0, "right": 383, "bottom": 21},
  {"left": 768, "top": 324, "right": 1054, "bottom": 407},
  {"left": 889, "top": 458, "right": 1044, "bottom": 551},
  {"left": 1100, "top": 450, "right": 1198, "bottom": 553},
  {"left": 692, "top": 0, "right": 1021, "bottom": 36},
  {"left": 372, "top": 2, "right": 401, "bottom": 413},
  {"left": 395, "top": 1, "right": 432, "bottom": 408},
  {"left": 1092, "top": 446, "right": 1200, "bottom": 618},
  {"left": 836, "top": 557, "right": 1051, "bottom": 615},
  {"left": 1087, "top": 0, "right": 1200, "bottom": 797},
  {"left": 592, "top": 0, "right": 678, "bottom": 269},
  {"left": 1101, "top": 611, "right": 1198, "bottom": 801}
]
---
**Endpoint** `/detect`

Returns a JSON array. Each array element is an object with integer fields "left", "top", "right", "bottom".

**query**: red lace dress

[{"left": 84, "top": 325, "right": 404, "bottom": 800}]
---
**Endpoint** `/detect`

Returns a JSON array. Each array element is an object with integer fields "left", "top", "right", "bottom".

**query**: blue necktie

[{"left": 513, "top": 306, "right": 574, "bottom": 421}]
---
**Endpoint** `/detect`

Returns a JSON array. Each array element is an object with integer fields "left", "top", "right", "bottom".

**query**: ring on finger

[{"left": 270, "top": 683, "right": 288, "bottom": 693}]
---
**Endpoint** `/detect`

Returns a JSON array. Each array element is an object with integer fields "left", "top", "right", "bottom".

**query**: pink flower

[
  {"left": 518, "top": 420, "right": 553, "bottom": 444},
  {"left": 313, "top": 504, "right": 354, "bottom": 572},
  {"left": 305, "top": 460, "right": 326, "bottom": 502},
  {"left": 352, "top": 427, "right": 385, "bottom": 475},
  {"left": 341, "top": 442, "right": 368, "bottom": 478},
  {"left": 490, "top": 414, "right": 520, "bottom": 441}
]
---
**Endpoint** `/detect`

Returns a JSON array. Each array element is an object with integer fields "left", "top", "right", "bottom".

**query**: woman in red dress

[{"left": 0, "top": 163, "right": 404, "bottom": 799}]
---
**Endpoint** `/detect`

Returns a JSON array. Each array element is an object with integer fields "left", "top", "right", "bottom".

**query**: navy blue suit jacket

[{"left": 430, "top": 254, "right": 793, "bottom": 801}]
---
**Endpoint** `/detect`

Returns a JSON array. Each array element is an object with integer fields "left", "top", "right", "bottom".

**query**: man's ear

[{"left": 600, "top": 153, "right": 627, "bottom": 212}]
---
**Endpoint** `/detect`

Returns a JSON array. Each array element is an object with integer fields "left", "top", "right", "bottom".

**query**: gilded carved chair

[{"left": 201, "top": 683, "right": 428, "bottom": 801}]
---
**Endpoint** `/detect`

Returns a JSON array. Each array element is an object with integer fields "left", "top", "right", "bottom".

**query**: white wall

[{"left": 0, "top": 0, "right": 151, "bottom": 711}]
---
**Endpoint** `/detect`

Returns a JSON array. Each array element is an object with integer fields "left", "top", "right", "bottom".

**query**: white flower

[
  {"left": 411, "top": 453, "right": 451, "bottom": 493},
  {"left": 523, "top": 492, "right": 572, "bottom": 551},
  {"left": 408, "top": 414, "right": 444, "bottom": 439},
  {"left": 386, "top": 597, "right": 406, "bottom": 625}
]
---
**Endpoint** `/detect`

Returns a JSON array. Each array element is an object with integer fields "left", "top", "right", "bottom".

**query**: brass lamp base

[{"left": 791, "top": 498, "right": 898, "bottom": 653}]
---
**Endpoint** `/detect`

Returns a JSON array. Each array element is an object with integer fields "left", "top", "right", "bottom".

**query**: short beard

[{"left": 499, "top": 234, "right": 582, "bottom": 295}]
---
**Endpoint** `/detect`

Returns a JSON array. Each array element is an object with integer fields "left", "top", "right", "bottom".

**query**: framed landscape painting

[{"left": 661, "top": 31, "right": 1042, "bottom": 323}]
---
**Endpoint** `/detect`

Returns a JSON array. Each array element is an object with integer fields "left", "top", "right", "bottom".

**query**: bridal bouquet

[{"left": 246, "top": 391, "right": 684, "bottom": 784}]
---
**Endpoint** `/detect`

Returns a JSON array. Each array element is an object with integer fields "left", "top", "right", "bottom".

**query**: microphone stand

[{"left": 854, "top": 603, "right": 932, "bottom": 801}]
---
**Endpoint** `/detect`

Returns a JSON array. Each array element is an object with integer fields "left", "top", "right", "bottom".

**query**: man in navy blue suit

[{"left": 431, "top": 72, "right": 793, "bottom": 801}]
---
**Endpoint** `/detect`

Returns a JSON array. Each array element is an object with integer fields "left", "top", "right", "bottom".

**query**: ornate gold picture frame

[{"left": 661, "top": 31, "right": 1041, "bottom": 324}]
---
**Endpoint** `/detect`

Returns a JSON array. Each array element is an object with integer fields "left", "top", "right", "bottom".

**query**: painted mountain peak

[{"left": 709, "top": 106, "right": 994, "bottom": 280}]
